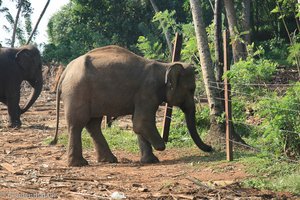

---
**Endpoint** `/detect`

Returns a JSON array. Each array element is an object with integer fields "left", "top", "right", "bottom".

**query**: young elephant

[{"left": 51, "top": 45, "right": 212, "bottom": 167}]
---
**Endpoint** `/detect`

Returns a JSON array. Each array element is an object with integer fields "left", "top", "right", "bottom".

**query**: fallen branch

[
  {"left": 186, "top": 177, "right": 213, "bottom": 189},
  {"left": 9, "top": 145, "right": 41, "bottom": 154},
  {"left": 170, "top": 193, "right": 194, "bottom": 200}
]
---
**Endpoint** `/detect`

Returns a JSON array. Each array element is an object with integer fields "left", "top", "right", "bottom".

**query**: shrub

[
  {"left": 257, "top": 83, "right": 300, "bottom": 157},
  {"left": 226, "top": 57, "right": 277, "bottom": 94},
  {"left": 259, "top": 37, "right": 289, "bottom": 66}
]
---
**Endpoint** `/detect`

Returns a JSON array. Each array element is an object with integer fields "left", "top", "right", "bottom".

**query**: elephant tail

[{"left": 50, "top": 70, "right": 64, "bottom": 145}]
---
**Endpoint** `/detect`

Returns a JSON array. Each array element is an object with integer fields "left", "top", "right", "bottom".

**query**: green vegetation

[
  {"left": 0, "top": 0, "right": 34, "bottom": 46},
  {"left": 241, "top": 155, "right": 300, "bottom": 194},
  {"left": 45, "top": 127, "right": 139, "bottom": 152},
  {"left": 256, "top": 83, "right": 300, "bottom": 157}
]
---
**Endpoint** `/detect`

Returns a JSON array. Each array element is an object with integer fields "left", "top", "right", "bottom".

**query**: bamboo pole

[
  {"left": 223, "top": 30, "right": 233, "bottom": 161},
  {"left": 162, "top": 33, "right": 182, "bottom": 142}
]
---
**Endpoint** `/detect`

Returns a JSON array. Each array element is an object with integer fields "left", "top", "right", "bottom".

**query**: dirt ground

[{"left": 0, "top": 80, "right": 299, "bottom": 199}]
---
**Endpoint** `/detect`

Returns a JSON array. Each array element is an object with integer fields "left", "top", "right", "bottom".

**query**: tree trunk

[
  {"left": 295, "top": 0, "right": 300, "bottom": 32},
  {"left": 224, "top": 0, "right": 246, "bottom": 62},
  {"left": 26, "top": 0, "right": 50, "bottom": 44},
  {"left": 189, "top": 0, "right": 245, "bottom": 148},
  {"left": 149, "top": 0, "right": 173, "bottom": 54},
  {"left": 189, "top": 0, "right": 224, "bottom": 147},
  {"left": 11, "top": 0, "right": 23, "bottom": 47},
  {"left": 214, "top": 0, "right": 223, "bottom": 83},
  {"left": 242, "top": 0, "right": 251, "bottom": 45}
]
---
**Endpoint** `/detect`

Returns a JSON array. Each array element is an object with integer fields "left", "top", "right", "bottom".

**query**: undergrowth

[{"left": 240, "top": 154, "right": 300, "bottom": 194}]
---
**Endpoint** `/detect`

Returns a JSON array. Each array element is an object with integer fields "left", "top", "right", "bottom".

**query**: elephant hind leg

[
  {"left": 85, "top": 117, "right": 117, "bottom": 163},
  {"left": 67, "top": 125, "right": 89, "bottom": 167}
]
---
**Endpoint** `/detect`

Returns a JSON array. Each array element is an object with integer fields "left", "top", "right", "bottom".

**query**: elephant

[
  {"left": 0, "top": 45, "right": 43, "bottom": 128},
  {"left": 51, "top": 45, "right": 212, "bottom": 167}
]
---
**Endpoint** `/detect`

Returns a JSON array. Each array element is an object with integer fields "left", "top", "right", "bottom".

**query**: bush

[
  {"left": 226, "top": 57, "right": 277, "bottom": 94},
  {"left": 257, "top": 83, "right": 300, "bottom": 157},
  {"left": 259, "top": 38, "right": 290, "bottom": 66}
]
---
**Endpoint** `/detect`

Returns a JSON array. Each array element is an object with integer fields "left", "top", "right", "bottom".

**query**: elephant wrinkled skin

[
  {"left": 51, "top": 45, "right": 212, "bottom": 167},
  {"left": 0, "top": 45, "right": 43, "bottom": 128}
]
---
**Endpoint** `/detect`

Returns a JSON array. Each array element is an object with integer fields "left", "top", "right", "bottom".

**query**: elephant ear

[
  {"left": 15, "top": 49, "right": 34, "bottom": 74},
  {"left": 165, "top": 63, "right": 184, "bottom": 102}
]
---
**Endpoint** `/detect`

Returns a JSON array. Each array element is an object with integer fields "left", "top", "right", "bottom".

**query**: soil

[{"left": 0, "top": 71, "right": 299, "bottom": 199}]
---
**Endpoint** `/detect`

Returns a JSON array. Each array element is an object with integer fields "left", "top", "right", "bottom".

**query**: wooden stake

[
  {"left": 162, "top": 33, "right": 183, "bottom": 142},
  {"left": 223, "top": 30, "right": 233, "bottom": 161}
]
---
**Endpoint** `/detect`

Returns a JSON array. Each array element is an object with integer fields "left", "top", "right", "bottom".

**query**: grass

[
  {"left": 45, "top": 126, "right": 139, "bottom": 152},
  {"left": 240, "top": 154, "right": 300, "bottom": 194},
  {"left": 46, "top": 126, "right": 199, "bottom": 152}
]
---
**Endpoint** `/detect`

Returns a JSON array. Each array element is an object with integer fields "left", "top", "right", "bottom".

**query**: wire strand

[
  {"left": 208, "top": 85, "right": 300, "bottom": 109},
  {"left": 208, "top": 80, "right": 299, "bottom": 87},
  {"left": 219, "top": 135, "right": 300, "bottom": 163},
  {"left": 228, "top": 119, "right": 300, "bottom": 136}
]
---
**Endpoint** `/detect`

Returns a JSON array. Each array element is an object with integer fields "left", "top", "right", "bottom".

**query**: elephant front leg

[
  {"left": 7, "top": 96, "right": 21, "bottom": 128},
  {"left": 133, "top": 105, "right": 165, "bottom": 163},
  {"left": 68, "top": 125, "right": 89, "bottom": 167},
  {"left": 86, "top": 118, "right": 117, "bottom": 163},
  {"left": 137, "top": 135, "right": 159, "bottom": 163}
]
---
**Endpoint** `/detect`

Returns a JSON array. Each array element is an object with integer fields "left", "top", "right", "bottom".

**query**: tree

[
  {"left": 224, "top": 0, "right": 246, "bottom": 62},
  {"left": 45, "top": 0, "right": 153, "bottom": 64},
  {"left": 44, "top": 3, "right": 108, "bottom": 64},
  {"left": 214, "top": 0, "right": 223, "bottom": 83},
  {"left": 149, "top": 0, "right": 173, "bottom": 54},
  {"left": 242, "top": 0, "right": 251, "bottom": 44},
  {"left": 1, "top": 0, "right": 32, "bottom": 47},
  {"left": 189, "top": 0, "right": 245, "bottom": 147},
  {"left": 26, "top": 0, "right": 50, "bottom": 44},
  {"left": 11, "top": 0, "right": 24, "bottom": 47},
  {"left": 189, "top": 0, "right": 224, "bottom": 146}
]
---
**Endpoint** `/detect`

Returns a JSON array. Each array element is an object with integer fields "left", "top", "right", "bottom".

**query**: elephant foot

[
  {"left": 9, "top": 120, "right": 21, "bottom": 129},
  {"left": 97, "top": 154, "right": 118, "bottom": 163},
  {"left": 68, "top": 157, "right": 89, "bottom": 167},
  {"left": 140, "top": 154, "right": 159, "bottom": 164}
]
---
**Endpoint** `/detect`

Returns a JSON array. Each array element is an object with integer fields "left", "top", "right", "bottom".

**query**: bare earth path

[{"left": 0, "top": 89, "right": 298, "bottom": 199}]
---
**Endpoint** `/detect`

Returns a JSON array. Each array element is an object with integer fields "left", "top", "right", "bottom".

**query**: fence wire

[
  {"left": 217, "top": 135, "right": 300, "bottom": 164},
  {"left": 195, "top": 81, "right": 300, "bottom": 162},
  {"left": 208, "top": 80, "right": 299, "bottom": 87},
  {"left": 209, "top": 86, "right": 300, "bottom": 109}
]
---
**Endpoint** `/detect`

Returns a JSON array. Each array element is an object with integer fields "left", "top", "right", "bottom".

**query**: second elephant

[
  {"left": 0, "top": 45, "right": 43, "bottom": 128},
  {"left": 51, "top": 45, "right": 212, "bottom": 166}
]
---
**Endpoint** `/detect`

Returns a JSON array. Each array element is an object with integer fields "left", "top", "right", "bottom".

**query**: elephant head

[
  {"left": 165, "top": 63, "right": 212, "bottom": 152},
  {"left": 15, "top": 45, "right": 43, "bottom": 114}
]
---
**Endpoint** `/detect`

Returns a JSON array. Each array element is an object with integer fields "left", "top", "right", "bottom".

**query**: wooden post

[
  {"left": 223, "top": 30, "right": 233, "bottom": 161},
  {"left": 162, "top": 33, "right": 183, "bottom": 142}
]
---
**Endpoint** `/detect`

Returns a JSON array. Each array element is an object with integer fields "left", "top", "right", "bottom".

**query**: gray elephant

[
  {"left": 0, "top": 45, "right": 43, "bottom": 128},
  {"left": 51, "top": 45, "right": 212, "bottom": 167}
]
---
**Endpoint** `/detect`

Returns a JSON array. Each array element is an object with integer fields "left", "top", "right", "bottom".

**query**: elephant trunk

[
  {"left": 21, "top": 73, "right": 43, "bottom": 114},
  {"left": 183, "top": 103, "right": 213, "bottom": 152}
]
